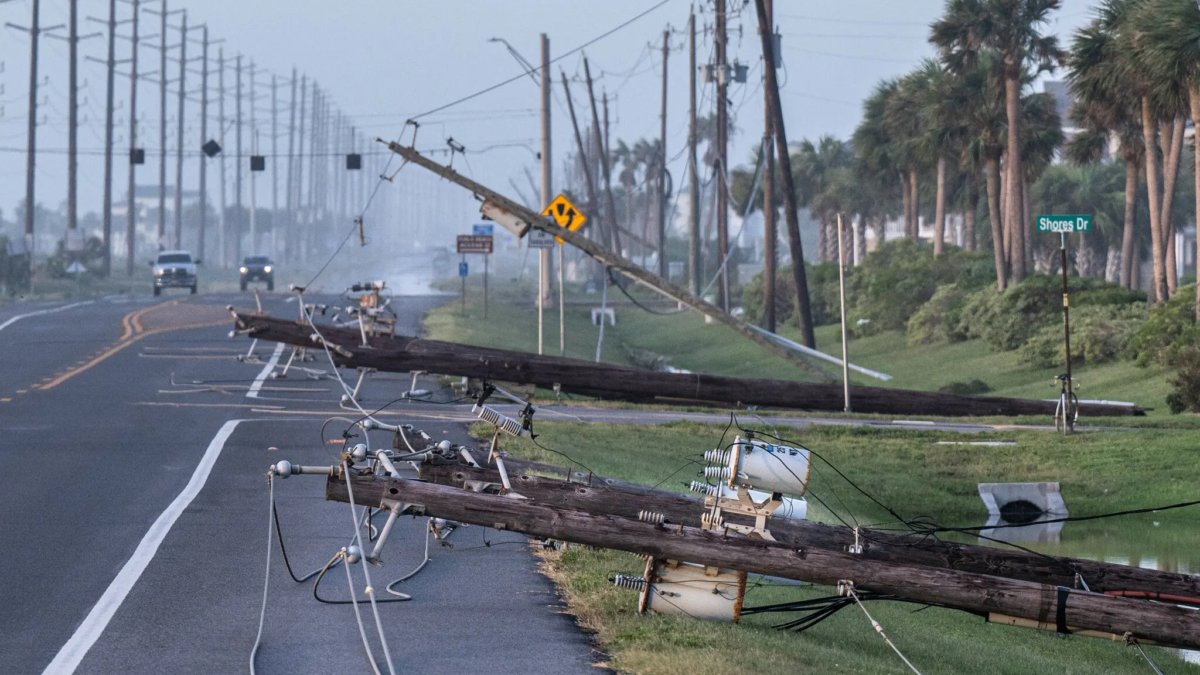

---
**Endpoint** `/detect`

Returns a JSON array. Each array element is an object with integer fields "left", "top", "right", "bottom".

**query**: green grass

[
  {"left": 487, "top": 420, "right": 1200, "bottom": 674},
  {"left": 424, "top": 288, "right": 1177, "bottom": 419}
]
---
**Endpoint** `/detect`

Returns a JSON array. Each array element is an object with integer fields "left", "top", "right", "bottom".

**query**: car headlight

[
  {"left": 154, "top": 268, "right": 164, "bottom": 276},
  {"left": 239, "top": 267, "right": 248, "bottom": 274},
  {"left": 264, "top": 266, "right": 272, "bottom": 273}
]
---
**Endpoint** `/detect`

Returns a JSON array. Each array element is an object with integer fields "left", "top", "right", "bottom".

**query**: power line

[
  {"left": 776, "top": 12, "right": 931, "bottom": 27},
  {"left": 407, "top": 0, "right": 676, "bottom": 121}
]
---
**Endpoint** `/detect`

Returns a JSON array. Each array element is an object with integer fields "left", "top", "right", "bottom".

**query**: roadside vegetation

[{"left": 425, "top": 243, "right": 1190, "bottom": 419}]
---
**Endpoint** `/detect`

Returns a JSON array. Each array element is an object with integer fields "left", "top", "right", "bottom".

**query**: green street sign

[{"left": 1037, "top": 214, "right": 1092, "bottom": 233}]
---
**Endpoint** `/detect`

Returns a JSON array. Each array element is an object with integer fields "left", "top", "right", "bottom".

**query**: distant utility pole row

[{"left": 2, "top": 0, "right": 367, "bottom": 279}]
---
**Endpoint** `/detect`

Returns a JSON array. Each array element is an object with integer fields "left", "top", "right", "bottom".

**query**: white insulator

[
  {"left": 472, "top": 404, "right": 527, "bottom": 437},
  {"left": 638, "top": 510, "right": 666, "bottom": 525},
  {"left": 704, "top": 466, "right": 730, "bottom": 480},
  {"left": 688, "top": 481, "right": 718, "bottom": 496},
  {"left": 345, "top": 546, "right": 362, "bottom": 565},
  {"left": 273, "top": 460, "right": 293, "bottom": 479},
  {"left": 730, "top": 437, "right": 811, "bottom": 497},
  {"left": 612, "top": 574, "right": 646, "bottom": 591},
  {"left": 703, "top": 448, "right": 731, "bottom": 465},
  {"left": 350, "top": 443, "right": 368, "bottom": 463}
]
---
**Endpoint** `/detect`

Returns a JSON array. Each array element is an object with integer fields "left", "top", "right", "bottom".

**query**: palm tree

[
  {"left": 883, "top": 70, "right": 932, "bottom": 241},
  {"left": 1019, "top": 90, "right": 1066, "bottom": 269},
  {"left": 792, "top": 136, "right": 853, "bottom": 262},
  {"left": 1139, "top": 0, "right": 1200, "bottom": 316},
  {"left": 932, "top": 0, "right": 1065, "bottom": 283},
  {"left": 852, "top": 80, "right": 904, "bottom": 252},
  {"left": 1128, "top": 0, "right": 1190, "bottom": 296},
  {"left": 954, "top": 51, "right": 1010, "bottom": 290},
  {"left": 1095, "top": 0, "right": 1187, "bottom": 303},
  {"left": 1031, "top": 163, "right": 1125, "bottom": 277},
  {"left": 917, "top": 59, "right": 967, "bottom": 255},
  {"left": 1067, "top": 15, "right": 1145, "bottom": 288}
]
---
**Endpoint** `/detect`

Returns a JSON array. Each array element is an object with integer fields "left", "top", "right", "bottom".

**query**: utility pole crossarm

[{"left": 378, "top": 139, "right": 835, "bottom": 380}]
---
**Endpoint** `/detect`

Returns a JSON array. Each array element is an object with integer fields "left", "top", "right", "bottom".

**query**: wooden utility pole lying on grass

[
  {"left": 233, "top": 312, "right": 1143, "bottom": 418},
  {"left": 408, "top": 462, "right": 1200, "bottom": 600},
  {"left": 327, "top": 471, "right": 1200, "bottom": 650}
]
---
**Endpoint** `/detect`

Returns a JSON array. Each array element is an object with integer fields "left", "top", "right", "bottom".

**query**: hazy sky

[{"left": 0, "top": 0, "right": 1102, "bottom": 231}]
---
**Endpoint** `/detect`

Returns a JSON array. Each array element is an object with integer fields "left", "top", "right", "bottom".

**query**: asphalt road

[{"left": 0, "top": 292, "right": 599, "bottom": 675}]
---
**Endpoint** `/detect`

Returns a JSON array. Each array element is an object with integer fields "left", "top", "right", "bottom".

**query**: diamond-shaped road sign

[
  {"left": 542, "top": 194, "right": 587, "bottom": 231},
  {"left": 541, "top": 194, "right": 587, "bottom": 246}
]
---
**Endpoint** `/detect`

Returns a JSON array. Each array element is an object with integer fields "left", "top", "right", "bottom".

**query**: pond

[{"left": 971, "top": 511, "right": 1200, "bottom": 665}]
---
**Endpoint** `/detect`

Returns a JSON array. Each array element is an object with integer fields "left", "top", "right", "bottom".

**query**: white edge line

[
  {"left": 0, "top": 300, "right": 93, "bottom": 334},
  {"left": 42, "top": 419, "right": 242, "bottom": 675},
  {"left": 247, "top": 342, "right": 286, "bottom": 399}
]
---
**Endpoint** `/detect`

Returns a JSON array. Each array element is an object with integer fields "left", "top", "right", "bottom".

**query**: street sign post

[
  {"left": 459, "top": 258, "right": 468, "bottom": 316},
  {"left": 528, "top": 229, "right": 556, "bottom": 249},
  {"left": 540, "top": 195, "right": 588, "bottom": 356},
  {"left": 458, "top": 234, "right": 494, "bottom": 318},
  {"left": 456, "top": 235, "right": 494, "bottom": 254},
  {"left": 1038, "top": 214, "right": 1090, "bottom": 432},
  {"left": 1037, "top": 214, "right": 1092, "bottom": 233}
]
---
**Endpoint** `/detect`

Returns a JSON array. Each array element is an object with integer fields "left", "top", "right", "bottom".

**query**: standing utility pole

[
  {"left": 761, "top": 0, "right": 776, "bottom": 333},
  {"left": 294, "top": 75, "right": 307, "bottom": 262},
  {"left": 583, "top": 59, "right": 620, "bottom": 254},
  {"left": 172, "top": 10, "right": 186, "bottom": 250},
  {"left": 196, "top": 26, "right": 211, "bottom": 262},
  {"left": 9, "top": 0, "right": 52, "bottom": 267},
  {"left": 714, "top": 0, "right": 730, "bottom": 311},
  {"left": 234, "top": 54, "right": 243, "bottom": 261},
  {"left": 658, "top": 30, "right": 669, "bottom": 279},
  {"left": 754, "top": 0, "right": 815, "bottom": 347},
  {"left": 217, "top": 49, "right": 227, "bottom": 267},
  {"left": 155, "top": 0, "right": 169, "bottom": 249},
  {"left": 49, "top": 0, "right": 98, "bottom": 252},
  {"left": 271, "top": 73, "right": 279, "bottom": 257},
  {"left": 249, "top": 60, "right": 257, "bottom": 253},
  {"left": 561, "top": 72, "right": 601, "bottom": 263},
  {"left": 285, "top": 69, "right": 297, "bottom": 263},
  {"left": 125, "top": 0, "right": 140, "bottom": 274},
  {"left": 99, "top": 0, "right": 118, "bottom": 275},
  {"left": 539, "top": 34, "right": 551, "bottom": 355},
  {"left": 67, "top": 0, "right": 80, "bottom": 240},
  {"left": 688, "top": 11, "right": 700, "bottom": 296}
]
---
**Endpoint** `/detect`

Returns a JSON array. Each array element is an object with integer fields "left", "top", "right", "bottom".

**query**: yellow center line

[
  {"left": 16, "top": 390, "right": 27, "bottom": 394},
  {"left": 37, "top": 320, "right": 228, "bottom": 391},
  {"left": 1, "top": 398, "right": 11, "bottom": 402},
  {"left": 119, "top": 300, "right": 174, "bottom": 340}
]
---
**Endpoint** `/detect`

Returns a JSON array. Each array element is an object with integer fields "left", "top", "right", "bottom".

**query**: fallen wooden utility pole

[
  {"left": 407, "top": 462, "right": 1200, "bottom": 600},
  {"left": 377, "top": 138, "right": 836, "bottom": 382},
  {"left": 234, "top": 312, "right": 1143, "bottom": 417},
  {"left": 327, "top": 471, "right": 1200, "bottom": 650}
]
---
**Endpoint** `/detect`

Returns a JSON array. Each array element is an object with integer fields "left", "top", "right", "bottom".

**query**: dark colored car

[
  {"left": 151, "top": 250, "right": 199, "bottom": 295},
  {"left": 240, "top": 255, "right": 274, "bottom": 291}
]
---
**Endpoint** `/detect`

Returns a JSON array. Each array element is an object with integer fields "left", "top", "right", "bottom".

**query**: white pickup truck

[{"left": 150, "top": 250, "right": 199, "bottom": 295}]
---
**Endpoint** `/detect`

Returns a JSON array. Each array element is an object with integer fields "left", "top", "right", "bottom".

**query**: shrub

[
  {"left": 847, "top": 240, "right": 993, "bottom": 336},
  {"left": 1126, "top": 284, "right": 1200, "bottom": 367},
  {"left": 906, "top": 285, "right": 971, "bottom": 346},
  {"left": 1019, "top": 304, "right": 1147, "bottom": 369},
  {"left": 960, "top": 275, "right": 1144, "bottom": 352},
  {"left": 938, "top": 379, "right": 991, "bottom": 395},
  {"left": 1166, "top": 347, "right": 1200, "bottom": 414},
  {"left": 741, "top": 264, "right": 798, "bottom": 327}
]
